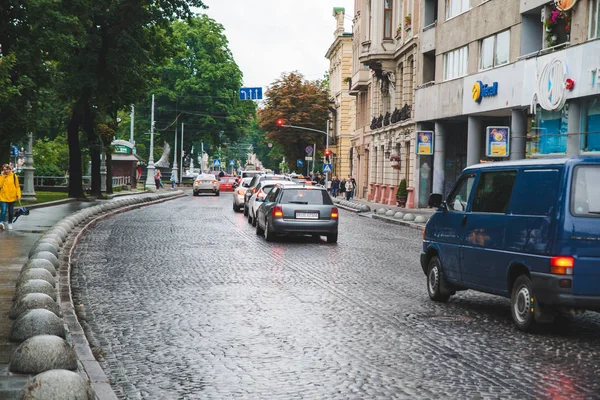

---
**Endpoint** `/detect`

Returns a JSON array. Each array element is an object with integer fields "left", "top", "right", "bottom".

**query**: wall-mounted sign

[
  {"left": 554, "top": 0, "right": 577, "bottom": 11},
  {"left": 486, "top": 126, "right": 510, "bottom": 157},
  {"left": 472, "top": 81, "right": 499, "bottom": 103},
  {"left": 532, "top": 58, "right": 567, "bottom": 112},
  {"left": 416, "top": 131, "right": 434, "bottom": 155},
  {"left": 113, "top": 145, "right": 132, "bottom": 154}
]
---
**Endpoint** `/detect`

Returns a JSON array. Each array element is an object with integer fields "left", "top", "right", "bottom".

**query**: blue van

[{"left": 421, "top": 157, "right": 600, "bottom": 331}]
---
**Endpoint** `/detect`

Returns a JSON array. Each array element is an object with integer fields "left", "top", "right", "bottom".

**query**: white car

[
  {"left": 247, "top": 181, "right": 295, "bottom": 226},
  {"left": 233, "top": 177, "right": 253, "bottom": 212},
  {"left": 193, "top": 174, "right": 219, "bottom": 196}
]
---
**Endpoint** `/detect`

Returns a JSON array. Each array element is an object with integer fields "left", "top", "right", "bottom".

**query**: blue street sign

[
  {"left": 239, "top": 87, "right": 263, "bottom": 100},
  {"left": 213, "top": 159, "right": 221, "bottom": 167},
  {"left": 322, "top": 164, "right": 332, "bottom": 173},
  {"left": 229, "top": 160, "right": 235, "bottom": 166},
  {"left": 297, "top": 159, "right": 304, "bottom": 167},
  {"left": 11, "top": 146, "right": 18, "bottom": 157},
  {"left": 305, "top": 146, "right": 313, "bottom": 154}
]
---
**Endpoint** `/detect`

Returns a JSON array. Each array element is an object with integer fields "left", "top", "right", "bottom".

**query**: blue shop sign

[{"left": 472, "top": 81, "right": 498, "bottom": 103}]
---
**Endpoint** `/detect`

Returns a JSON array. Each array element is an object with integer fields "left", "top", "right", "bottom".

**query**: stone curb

[
  {"left": 24, "top": 189, "right": 148, "bottom": 210},
  {"left": 331, "top": 198, "right": 370, "bottom": 213},
  {"left": 8, "top": 190, "right": 185, "bottom": 399}
]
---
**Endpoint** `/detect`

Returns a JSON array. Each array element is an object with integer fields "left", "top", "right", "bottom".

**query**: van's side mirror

[{"left": 428, "top": 193, "right": 443, "bottom": 208}]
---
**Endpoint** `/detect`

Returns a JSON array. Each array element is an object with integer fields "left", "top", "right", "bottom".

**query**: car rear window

[
  {"left": 572, "top": 165, "right": 600, "bottom": 217},
  {"left": 280, "top": 189, "right": 332, "bottom": 205}
]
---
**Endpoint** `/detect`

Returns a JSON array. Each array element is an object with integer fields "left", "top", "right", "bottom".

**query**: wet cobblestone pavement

[{"left": 72, "top": 193, "right": 600, "bottom": 399}]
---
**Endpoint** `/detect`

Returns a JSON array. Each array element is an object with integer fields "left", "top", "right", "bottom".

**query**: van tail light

[
  {"left": 550, "top": 256, "right": 574, "bottom": 275},
  {"left": 330, "top": 207, "right": 339, "bottom": 219},
  {"left": 272, "top": 206, "right": 283, "bottom": 218},
  {"left": 422, "top": 227, "right": 426, "bottom": 239},
  {"left": 237, "top": 189, "right": 244, "bottom": 195}
]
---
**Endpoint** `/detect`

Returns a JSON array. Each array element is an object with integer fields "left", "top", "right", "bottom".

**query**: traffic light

[
  {"left": 324, "top": 148, "right": 331, "bottom": 162},
  {"left": 276, "top": 119, "right": 285, "bottom": 127}
]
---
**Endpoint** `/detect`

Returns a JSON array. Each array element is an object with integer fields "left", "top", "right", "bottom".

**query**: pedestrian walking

[
  {"left": 331, "top": 176, "right": 340, "bottom": 198},
  {"left": 0, "top": 164, "right": 22, "bottom": 231},
  {"left": 340, "top": 178, "right": 346, "bottom": 199},
  {"left": 350, "top": 176, "right": 357, "bottom": 199},
  {"left": 345, "top": 177, "right": 354, "bottom": 201},
  {"left": 154, "top": 169, "right": 162, "bottom": 190},
  {"left": 170, "top": 173, "right": 176, "bottom": 190}
]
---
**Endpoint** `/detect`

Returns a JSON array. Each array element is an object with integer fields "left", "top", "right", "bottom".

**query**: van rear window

[{"left": 572, "top": 166, "right": 600, "bottom": 217}]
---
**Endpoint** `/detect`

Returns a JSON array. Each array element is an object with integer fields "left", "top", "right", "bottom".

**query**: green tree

[{"left": 257, "top": 72, "right": 329, "bottom": 172}]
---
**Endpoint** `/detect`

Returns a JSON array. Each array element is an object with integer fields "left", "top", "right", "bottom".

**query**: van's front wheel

[
  {"left": 511, "top": 275, "right": 539, "bottom": 332},
  {"left": 427, "top": 256, "right": 450, "bottom": 302}
]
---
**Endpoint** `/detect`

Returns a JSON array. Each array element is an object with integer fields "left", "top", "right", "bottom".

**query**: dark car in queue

[
  {"left": 255, "top": 185, "right": 339, "bottom": 243},
  {"left": 243, "top": 174, "right": 292, "bottom": 216}
]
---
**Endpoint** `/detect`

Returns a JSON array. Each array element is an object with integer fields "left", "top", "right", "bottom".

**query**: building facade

[
  {"left": 326, "top": 8, "right": 354, "bottom": 181},
  {"left": 348, "top": 0, "right": 421, "bottom": 206},
  {"left": 414, "top": 0, "right": 600, "bottom": 207}
]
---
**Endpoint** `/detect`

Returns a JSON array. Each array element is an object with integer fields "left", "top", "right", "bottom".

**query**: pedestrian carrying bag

[{"left": 12, "top": 200, "right": 30, "bottom": 223}]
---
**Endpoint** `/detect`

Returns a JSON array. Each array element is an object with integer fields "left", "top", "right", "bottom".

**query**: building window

[
  {"left": 581, "top": 98, "right": 600, "bottom": 152},
  {"left": 479, "top": 30, "right": 510, "bottom": 71},
  {"left": 529, "top": 106, "right": 568, "bottom": 155},
  {"left": 443, "top": 46, "right": 468, "bottom": 80},
  {"left": 590, "top": 0, "right": 600, "bottom": 39},
  {"left": 446, "top": 0, "right": 470, "bottom": 20},
  {"left": 384, "top": 0, "right": 393, "bottom": 39}
]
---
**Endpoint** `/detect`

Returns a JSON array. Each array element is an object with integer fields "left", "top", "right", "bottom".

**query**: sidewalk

[
  {"left": 0, "top": 190, "right": 152, "bottom": 397},
  {"left": 331, "top": 195, "right": 436, "bottom": 230}
]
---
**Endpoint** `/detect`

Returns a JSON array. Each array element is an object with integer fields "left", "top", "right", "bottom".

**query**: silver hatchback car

[
  {"left": 193, "top": 174, "right": 219, "bottom": 196},
  {"left": 255, "top": 185, "right": 339, "bottom": 243}
]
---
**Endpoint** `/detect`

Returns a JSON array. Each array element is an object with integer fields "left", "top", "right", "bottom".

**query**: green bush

[{"left": 396, "top": 178, "right": 408, "bottom": 197}]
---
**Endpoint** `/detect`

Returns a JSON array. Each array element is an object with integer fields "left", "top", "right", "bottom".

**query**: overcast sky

[{"left": 200, "top": 1, "right": 355, "bottom": 90}]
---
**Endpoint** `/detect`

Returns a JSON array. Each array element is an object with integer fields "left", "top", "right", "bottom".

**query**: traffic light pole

[{"left": 280, "top": 123, "right": 329, "bottom": 184}]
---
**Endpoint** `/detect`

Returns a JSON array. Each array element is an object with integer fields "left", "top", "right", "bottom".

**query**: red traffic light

[
  {"left": 324, "top": 149, "right": 332, "bottom": 157},
  {"left": 276, "top": 119, "right": 285, "bottom": 127}
]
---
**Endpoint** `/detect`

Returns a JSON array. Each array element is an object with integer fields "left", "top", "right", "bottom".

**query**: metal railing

[{"left": 33, "top": 175, "right": 130, "bottom": 189}]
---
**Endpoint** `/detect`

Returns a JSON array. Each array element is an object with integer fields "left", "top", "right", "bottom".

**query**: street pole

[
  {"left": 21, "top": 132, "right": 36, "bottom": 201},
  {"left": 130, "top": 105, "right": 135, "bottom": 149},
  {"left": 180, "top": 122, "right": 184, "bottom": 182},
  {"left": 325, "top": 120, "right": 330, "bottom": 184},
  {"left": 144, "top": 94, "right": 156, "bottom": 192},
  {"left": 312, "top": 142, "right": 316, "bottom": 177},
  {"left": 201, "top": 142, "right": 204, "bottom": 172},
  {"left": 172, "top": 125, "right": 178, "bottom": 185}
]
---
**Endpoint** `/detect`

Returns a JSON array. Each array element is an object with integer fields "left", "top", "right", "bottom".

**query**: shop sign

[
  {"left": 113, "top": 145, "right": 131, "bottom": 154},
  {"left": 472, "top": 81, "right": 498, "bottom": 103},
  {"left": 416, "top": 131, "right": 434, "bottom": 155},
  {"left": 532, "top": 58, "right": 567, "bottom": 112},
  {"left": 486, "top": 126, "right": 510, "bottom": 157}
]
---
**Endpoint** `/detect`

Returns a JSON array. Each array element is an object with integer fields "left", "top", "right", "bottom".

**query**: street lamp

[
  {"left": 277, "top": 120, "right": 330, "bottom": 183},
  {"left": 144, "top": 94, "right": 156, "bottom": 192}
]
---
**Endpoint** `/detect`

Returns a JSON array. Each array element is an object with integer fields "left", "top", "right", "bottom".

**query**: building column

[
  {"left": 567, "top": 101, "right": 581, "bottom": 157},
  {"left": 432, "top": 122, "right": 446, "bottom": 194},
  {"left": 467, "top": 116, "right": 482, "bottom": 166},
  {"left": 510, "top": 108, "right": 527, "bottom": 160}
]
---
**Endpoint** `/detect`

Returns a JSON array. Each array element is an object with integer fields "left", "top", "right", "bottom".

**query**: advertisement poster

[
  {"left": 416, "top": 131, "right": 434, "bottom": 155},
  {"left": 486, "top": 126, "right": 510, "bottom": 157}
]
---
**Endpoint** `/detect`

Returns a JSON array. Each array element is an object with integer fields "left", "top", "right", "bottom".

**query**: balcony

[
  {"left": 358, "top": 40, "right": 395, "bottom": 68},
  {"left": 420, "top": 23, "right": 436, "bottom": 54},
  {"left": 350, "top": 69, "right": 370, "bottom": 92}
]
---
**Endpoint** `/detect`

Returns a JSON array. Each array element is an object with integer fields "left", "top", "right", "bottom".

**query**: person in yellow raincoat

[{"left": 0, "top": 164, "right": 22, "bottom": 230}]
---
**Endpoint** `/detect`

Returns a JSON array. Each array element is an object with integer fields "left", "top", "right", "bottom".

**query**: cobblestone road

[{"left": 72, "top": 193, "right": 600, "bottom": 399}]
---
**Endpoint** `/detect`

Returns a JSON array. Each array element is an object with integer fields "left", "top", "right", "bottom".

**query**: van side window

[
  {"left": 572, "top": 166, "right": 600, "bottom": 217},
  {"left": 510, "top": 169, "right": 560, "bottom": 215},
  {"left": 472, "top": 171, "right": 517, "bottom": 214},
  {"left": 446, "top": 174, "right": 476, "bottom": 212}
]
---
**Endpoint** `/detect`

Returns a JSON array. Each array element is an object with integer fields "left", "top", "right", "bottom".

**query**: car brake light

[
  {"left": 237, "top": 189, "right": 244, "bottom": 195},
  {"left": 330, "top": 207, "right": 338, "bottom": 219},
  {"left": 212, "top": 180, "right": 218, "bottom": 184},
  {"left": 194, "top": 180, "right": 200, "bottom": 184},
  {"left": 252, "top": 187, "right": 257, "bottom": 194},
  {"left": 257, "top": 190, "right": 265, "bottom": 199},
  {"left": 550, "top": 256, "right": 574, "bottom": 275},
  {"left": 272, "top": 206, "right": 283, "bottom": 218}
]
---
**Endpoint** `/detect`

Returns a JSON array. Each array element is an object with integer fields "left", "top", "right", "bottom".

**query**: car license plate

[
  {"left": 296, "top": 212, "right": 318, "bottom": 219},
  {"left": 202, "top": 180, "right": 211, "bottom": 183}
]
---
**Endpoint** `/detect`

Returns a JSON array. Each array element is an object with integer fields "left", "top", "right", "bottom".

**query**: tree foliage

[{"left": 258, "top": 72, "right": 329, "bottom": 171}]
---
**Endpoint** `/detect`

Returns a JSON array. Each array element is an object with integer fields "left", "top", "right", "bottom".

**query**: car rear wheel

[
  {"left": 247, "top": 213, "right": 253, "bottom": 224},
  {"left": 264, "top": 220, "right": 275, "bottom": 242},
  {"left": 255, "top": 218, "right": 264, "bottom": 235},
  {"left": 427, "top": 256, "right": 450, "bottom": 302},
  {"left": 243, "top": 206, "right": 248, "bottom": 216},
  {"left": 193, "top": 191, "right": 198, "bottom": 196},
  {"left": 251, "top": 211, "right": 257, "bottom": 227},
  {"left": 511, "top": 275, "right": 539, "bottom": 332},
  {"left": 233, "top": 203, "right": 238, "bottom": 211},
  {"left": 326, "top": 233, "right": 338, "bottom": 244},
  {"left": 215, "top": 191, "right": 220, "bottom": 196}
]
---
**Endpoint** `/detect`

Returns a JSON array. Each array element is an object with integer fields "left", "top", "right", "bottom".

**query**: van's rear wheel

[
  {"left": 427, "top": 256, "right": 449, "bottom": 302},
  {"left": 511, "top": 275, "right": 539, "bottom": 332}
]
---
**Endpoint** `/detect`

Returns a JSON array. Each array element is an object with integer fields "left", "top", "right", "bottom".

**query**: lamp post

[
  {"left": 171, "top": 125, "right": 178, "bottom": 186},
  {"left": 144, "top": 94, "right": 156, "bottom": 192},
  {"left": 21, "top": 132, "right": 36, "bottom": 201},
  {"left": 279, "top": 121, "right": 330, "bottom": 183}
]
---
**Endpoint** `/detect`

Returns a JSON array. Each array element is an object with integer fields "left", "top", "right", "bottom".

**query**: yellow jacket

[{"left": 0, "top": 172, "right": 22, "bottom": 202}]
